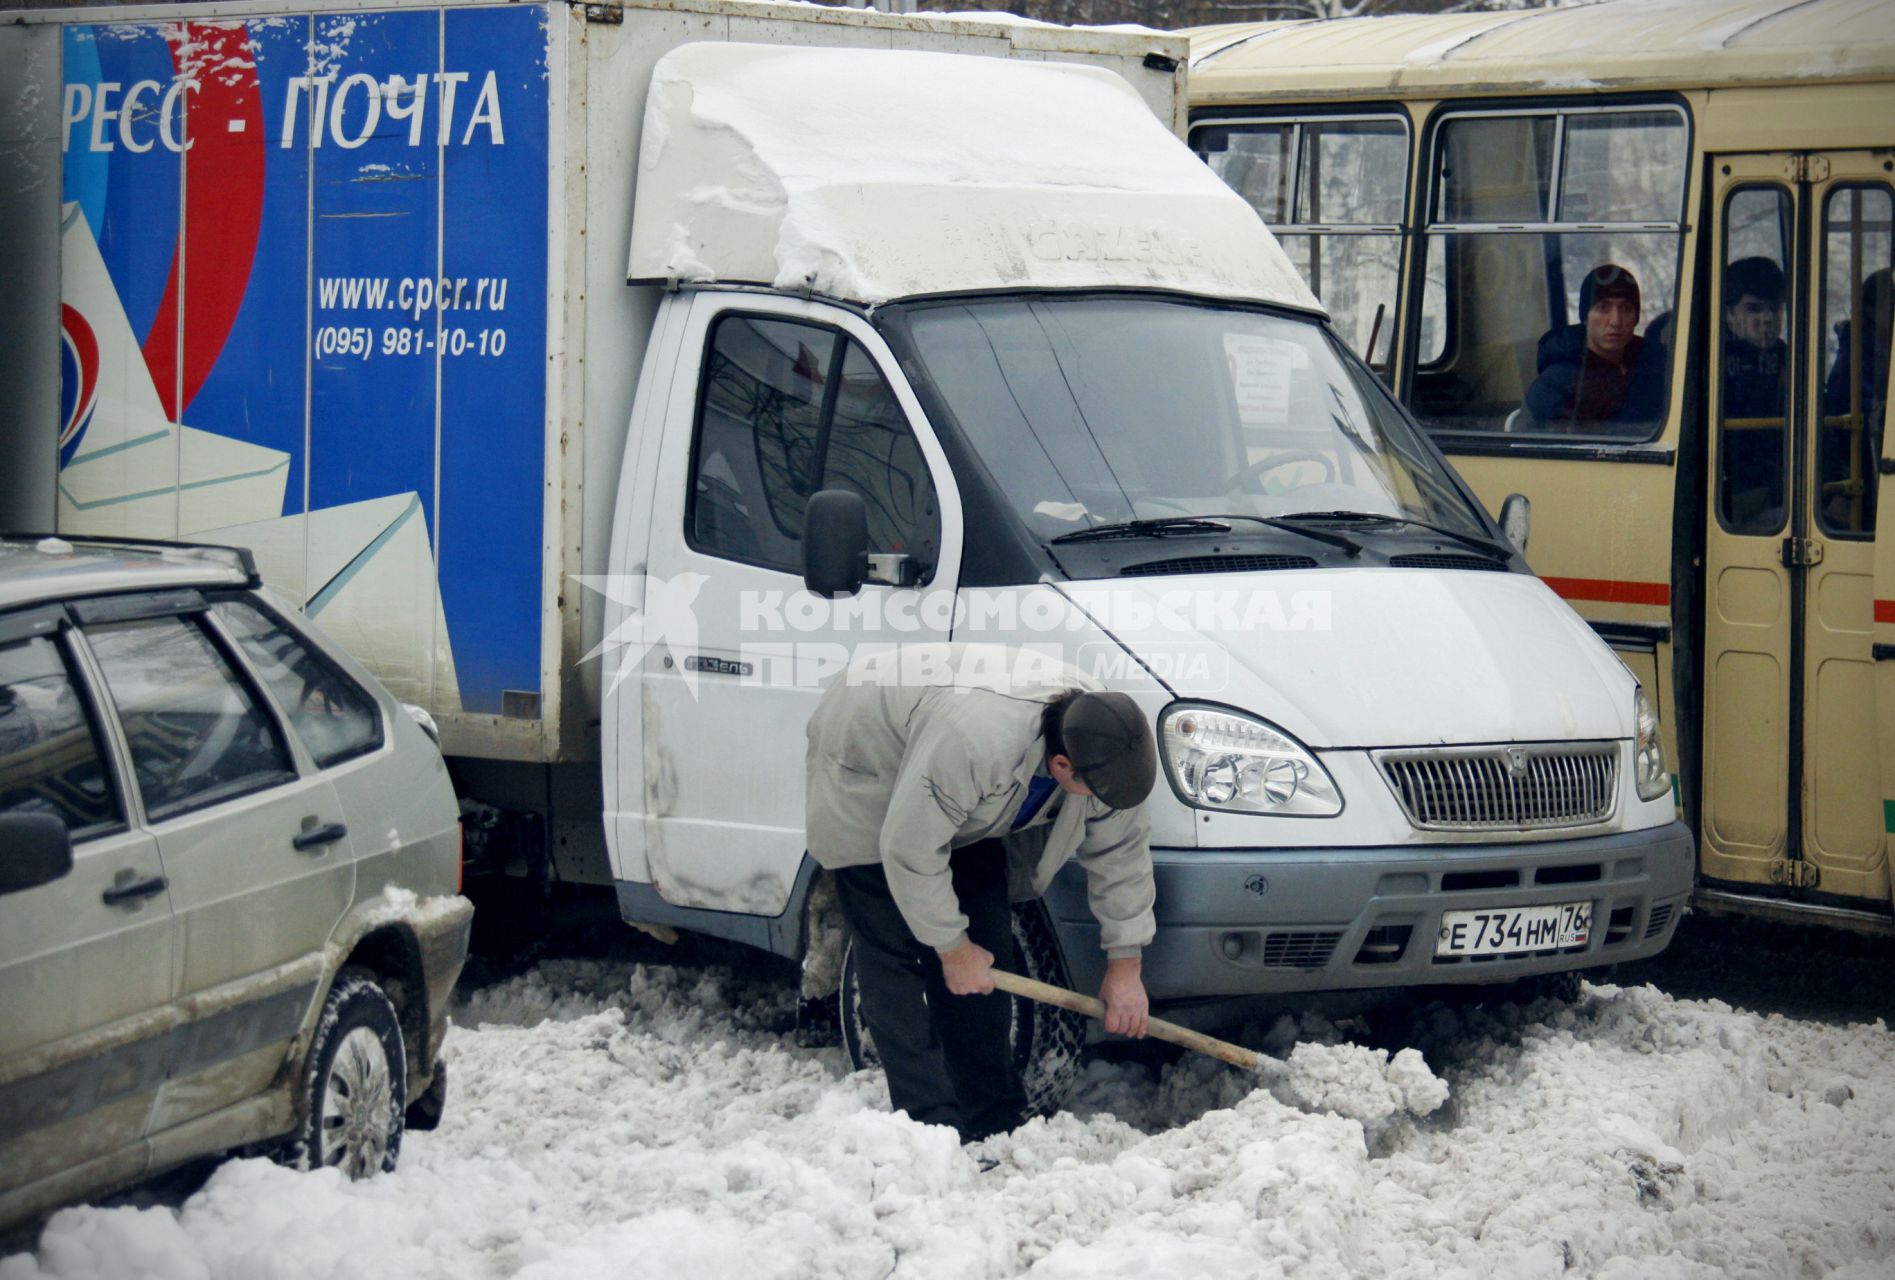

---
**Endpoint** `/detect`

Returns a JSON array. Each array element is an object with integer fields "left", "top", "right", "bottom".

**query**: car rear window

[
  {"left": 213, "top": 600, "right": 383, "bottom": 768},
  {"left": 87, "top": 615, "right": 297, "bottom": 821}
]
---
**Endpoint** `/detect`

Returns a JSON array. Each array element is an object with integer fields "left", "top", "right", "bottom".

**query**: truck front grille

[
  {"left": 1377, "top": 743, "right": 1618, "bottom": 832},
  {"left": 1260, "top": 931, "right": 1342, "bottom": 969}
]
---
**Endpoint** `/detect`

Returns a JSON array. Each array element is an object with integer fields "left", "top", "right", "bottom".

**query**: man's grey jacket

[{"left": 805, "top": 645, "right": 1157, "bottom": 959}]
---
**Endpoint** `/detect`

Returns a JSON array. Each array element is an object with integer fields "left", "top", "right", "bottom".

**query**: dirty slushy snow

[{"left": 5, "top": 959, "right": 1892, "bottom": 1280}]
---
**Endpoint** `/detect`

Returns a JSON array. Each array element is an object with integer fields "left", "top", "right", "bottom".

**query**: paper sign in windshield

[{"left": 1223, "top": 333, "right": 1298, "bottom": 430}]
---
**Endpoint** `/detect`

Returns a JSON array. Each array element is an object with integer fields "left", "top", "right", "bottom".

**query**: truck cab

[{"left": 597, "top": 44, "right": 1693, "bottom": 1099}]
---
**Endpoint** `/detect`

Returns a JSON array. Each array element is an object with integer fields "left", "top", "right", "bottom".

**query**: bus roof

[{"left": 1188, "top": 0, "right": 1895, "bottom": 103}]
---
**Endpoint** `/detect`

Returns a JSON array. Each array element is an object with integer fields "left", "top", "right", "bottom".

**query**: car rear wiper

[
  {"left": 1050, "top": 517, "right": 1232, "bottom": 544},
  {"left": 1277, "top": 510, "right": 1512, "bottom": 561}
]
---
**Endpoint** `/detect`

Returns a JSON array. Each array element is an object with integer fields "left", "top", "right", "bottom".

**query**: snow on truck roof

[
  {"left": 1188, "top": 0, "right": 1895, "bottom": 100},
  {"left": 627, "top": 43, "right": 1321, "bottom": 313}
]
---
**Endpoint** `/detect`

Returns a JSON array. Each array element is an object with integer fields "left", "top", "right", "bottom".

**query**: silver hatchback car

[{"left": 0, "top": 535, "right": 470, "bottom": 1230}]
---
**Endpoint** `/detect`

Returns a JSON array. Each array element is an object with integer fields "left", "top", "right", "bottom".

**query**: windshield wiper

[
  {"left": 1050, "top": 517, "right": 1232, "bottom": 545},
  {"left": 1203, "top": 512, "right": 1363, "bottom": 557},
  {"left": 1278, "top": 510, "right": 1513, "bottom": 561},
  {"left": 1050, "top": 513, "right": 1370, "bottom": 557}
]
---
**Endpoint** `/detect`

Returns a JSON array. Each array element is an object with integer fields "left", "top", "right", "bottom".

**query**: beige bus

[{"left": 1186, "top": 0, "right": 1895, "bottom": 934}]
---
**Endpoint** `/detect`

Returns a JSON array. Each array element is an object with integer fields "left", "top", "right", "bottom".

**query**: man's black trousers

[{"left": 832, "top": 839, "right": 1029, "bottom": 1143}]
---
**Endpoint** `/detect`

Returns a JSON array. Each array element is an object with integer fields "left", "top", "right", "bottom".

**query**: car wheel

[
  {"left": 839, "top": 902, "right": 1085, "bottom": 1121},
  {"left": 404, "top": 1059, "right": 448, "bottom": 1132},
  {"left": 287, "top": 968, "right": 407, "bottom": 1178}
]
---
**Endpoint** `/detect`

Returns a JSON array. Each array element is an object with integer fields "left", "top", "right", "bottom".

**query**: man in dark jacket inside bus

[
  {"left": 1719, "top": 256, "right": 1790, "bottom": 527},
  {"left": 805, "top": 644, "right": 1158, "bottom": 1145},
  {"left": 1526, "top": 263, "right": 1668, "bottom": 434}
]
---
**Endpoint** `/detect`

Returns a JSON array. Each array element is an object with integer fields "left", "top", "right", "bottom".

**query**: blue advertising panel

[
  {"left": 182, "top": 17, "right": 312, "bottom": 530},
  {"left": 441, "top": 3, "right": 548, "bottom": 716},
  {"left": 309, "top": 9, "right": 439, "bottom": 523},
  {"left": 59, "top": 5, "right": 551, "bottom": 718}
]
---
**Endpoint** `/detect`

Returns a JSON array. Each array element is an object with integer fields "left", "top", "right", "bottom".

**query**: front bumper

[{"left": 1044, "top": 821, "right": 1694, "bottom": 1001}]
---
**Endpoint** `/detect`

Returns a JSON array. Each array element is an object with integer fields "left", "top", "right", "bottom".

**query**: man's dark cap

[
  {"left": 1580, "top": 263, "right": 1640, "bottom": 317},
  {"left": 1725, "top": 255, "right": 1785, "bottom": 306},
  {"left": 1060, "top": 692, "right": 1157, "bottom": 810}
]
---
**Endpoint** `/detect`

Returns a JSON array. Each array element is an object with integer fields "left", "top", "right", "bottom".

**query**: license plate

[{"left": 1436, "top": 901, "right": 1591, "bottom": 957}]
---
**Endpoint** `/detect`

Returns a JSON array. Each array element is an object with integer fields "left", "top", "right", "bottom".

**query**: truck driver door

[{"left": 634, "top": 292, "right": 963, "bottom": 919}]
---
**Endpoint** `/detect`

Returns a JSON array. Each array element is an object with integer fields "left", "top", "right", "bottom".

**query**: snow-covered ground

[{"left": 5, "top": 945, "right": 1892, "bottom": 1280}]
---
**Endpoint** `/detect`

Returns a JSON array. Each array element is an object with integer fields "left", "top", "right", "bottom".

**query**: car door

[
  {"left": 637, "top": 292, "right": 963, "bottom": 917},
  {"left": 0, "top": 608, "right": 174, "bottom": 1211},
  {"left": 73, "top": 596, "right": 354, "bottom": 1137}
]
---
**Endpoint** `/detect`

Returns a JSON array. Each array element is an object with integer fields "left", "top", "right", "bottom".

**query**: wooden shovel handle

[{"left": 987, "top": 967, "right": 1265, "bottom": 1073}]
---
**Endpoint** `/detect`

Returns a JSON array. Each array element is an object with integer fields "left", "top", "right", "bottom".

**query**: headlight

[
  {"left": 1633, "top": 689, "right": 1670, "bottom": 802},
  {"left": 1159, "top": 703, "right": 1342, "bottom": 816}
]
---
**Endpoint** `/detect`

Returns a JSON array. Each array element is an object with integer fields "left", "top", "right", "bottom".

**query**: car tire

[
  {"left": 285, "top": 968, "right": 407, "bottom": 1178},
  {"left": 404, "top": 1059, "right": 448, "bottom": 1132},
  {"left": 839, "top": 901, "right": 1086, "bottom": 1121}
]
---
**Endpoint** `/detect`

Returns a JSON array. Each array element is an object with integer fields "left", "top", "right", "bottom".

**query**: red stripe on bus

[
  {"left": 1541, "top": 576, "right": 1672, "bottom": 607},
  {"left": 1876, "top": 600, "right": 1895, "bottom": 625}
]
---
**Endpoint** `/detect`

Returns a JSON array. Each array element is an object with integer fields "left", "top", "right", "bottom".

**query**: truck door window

[
  {"left": 688, "top": 314, "right": 939, "bottom": 577},
  {"left": 86, "top": 616, "right": 297, "bottom": 821},
  {"left": 1412, "top": 107, "right": 1687, "bottom": 442},
  {"left": 1817, "top": 185, "right": 1893, "bottom": 538},
  {"left": 1196, "top": 116, "right": 1408, "bottom": 369},
  {"left": 0, "top": 635, "right": 122, "bottom": 838},
  {"left": 212, "top": 600, "right": 383, "bottom": 767}
]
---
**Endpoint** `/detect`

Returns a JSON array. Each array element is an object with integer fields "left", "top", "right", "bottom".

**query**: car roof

[{"left": 0, "top": 536, "right": 258, "bottom": 613}]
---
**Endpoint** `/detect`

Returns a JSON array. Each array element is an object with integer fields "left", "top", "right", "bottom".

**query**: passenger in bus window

[
  {"left": 1720, "top": 257, "right": 1789, "bottom": 528},
  {"left": 1723, "top": 258, "right": 1789, "bottom": 417},
  {"left": 1821, "top": 267, "right": 1891, "bottom": 532},
  {"left": 1825, "top": 267, "right": 1892, "bottom": 420},
  {"left": 1524, "top": 263, "right": 1667, "bottom": 435}
]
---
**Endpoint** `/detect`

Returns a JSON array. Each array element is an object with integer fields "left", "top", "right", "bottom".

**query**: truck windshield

[{"left": 895, "top": 296, "right": 1488, "bottom": 545}]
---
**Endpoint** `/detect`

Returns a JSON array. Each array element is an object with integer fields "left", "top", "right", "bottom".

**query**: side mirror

[
  {"left": 0, "top": 813, "right": 74, "bottom": 896},
  {"left": 1498, "top": 493, "right": 1531, "bottom": 556},
  {"left": 804, "top": 489, "right": 869, "bottom": 598}
]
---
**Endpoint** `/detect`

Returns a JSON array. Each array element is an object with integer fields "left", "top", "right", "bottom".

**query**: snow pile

[
  {"left": 1270, "top": 1042, "right": 1449, "bottom": 1130},
  {"left": 627, "top": 43, "right": 1319, "bottom": 309},
  {"left": 5, "top": 963, "right": 1893, "bottom": 1279}
]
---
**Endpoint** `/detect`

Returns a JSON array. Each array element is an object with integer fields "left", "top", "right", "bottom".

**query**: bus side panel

[{"left": 1873, "top": 313, "right": 1895, "bottom": 917}]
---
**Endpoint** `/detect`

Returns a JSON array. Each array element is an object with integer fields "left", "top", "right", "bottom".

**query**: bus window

[
  {"left": 1412, "top": 107, "right": 1687, "bottom": 441},
  {"left": 1198, "top": 122, "right": 1294, "bottom": 224},
  {"left": 1818, "top": 186, "right": 1894, "bottom": 538},
  {"left": 1718, "top": 188, "right": 1793, "bottom": 535},
  {"left": 1196, "top": 116, "right": 1408, "bottom": 371}
]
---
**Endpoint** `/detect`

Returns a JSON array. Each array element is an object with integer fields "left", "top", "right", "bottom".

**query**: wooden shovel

[{"left": 988, "top": 967, "right": 1282, "bottom": 1078}]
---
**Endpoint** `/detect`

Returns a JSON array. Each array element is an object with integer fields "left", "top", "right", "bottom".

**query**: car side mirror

[
  {"left": 1498, "top": 493, "right": 1531, "bottom": 556},
  {"left": 804, "top": 489, "right": 869, "bottom": 598},
  {"left": 0, "top": 813, "right": 74, "bottom": 896}
]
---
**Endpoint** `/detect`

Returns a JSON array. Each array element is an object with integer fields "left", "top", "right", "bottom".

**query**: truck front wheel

[{"left": 838, "top": 901, "right": 1085, "bottom": 1123}]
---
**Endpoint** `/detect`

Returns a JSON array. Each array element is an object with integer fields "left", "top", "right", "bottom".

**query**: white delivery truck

[{"left": 1, "top": 0, "right": 1692, "bottom": 1107}]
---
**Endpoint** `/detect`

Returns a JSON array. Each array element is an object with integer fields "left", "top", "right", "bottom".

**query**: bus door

[{"left": 1703, "top": 153, "right": 1894, "bottom": 914}]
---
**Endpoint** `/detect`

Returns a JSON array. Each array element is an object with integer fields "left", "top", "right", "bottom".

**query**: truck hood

[{"left": 1056, "top": 568, "right": 1633, "bottom": 749}]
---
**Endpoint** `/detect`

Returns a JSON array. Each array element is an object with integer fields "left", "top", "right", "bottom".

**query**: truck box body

[{"left": 0, "top": 0, "right": 1187, "bottom": 765}]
